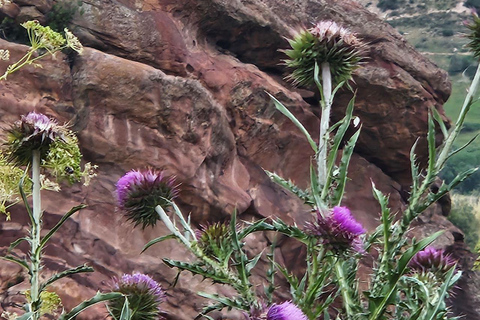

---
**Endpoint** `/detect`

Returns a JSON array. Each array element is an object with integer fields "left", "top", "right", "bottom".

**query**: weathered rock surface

[{"left": 0, "top": 0, "right": 477, "bottom": 319}]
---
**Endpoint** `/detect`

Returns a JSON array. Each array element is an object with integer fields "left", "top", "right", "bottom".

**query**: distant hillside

[{"left": 356, "top": 0, "right": 480, "bottom": 195}]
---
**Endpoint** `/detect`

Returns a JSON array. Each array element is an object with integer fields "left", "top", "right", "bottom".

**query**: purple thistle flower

[
  {"left": 109, "top": 273, "right": 165, "bottom": 320},
  {"left": 266, "top": 301, "right": 308, "bottom": 320},
  {"left": 116, "top": 169, "right": 179, "bottom": 229},
  {"left": 6, "top": 111, "right": 67, "bottom": 165},
  {"left": 306, "top": 206, "right": 366, "bottom": 253},
  {"left": 409, "top": 246, "right": 456, "bottom": 274}
]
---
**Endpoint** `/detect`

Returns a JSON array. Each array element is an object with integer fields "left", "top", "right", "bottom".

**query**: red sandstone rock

[{"left": 0, "top": 0, "right": 476, "bottom": 319}]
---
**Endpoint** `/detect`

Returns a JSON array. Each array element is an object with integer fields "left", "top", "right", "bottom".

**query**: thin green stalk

[
  {"left": 335, "top": 260, "right": 354, "bottom": 319},
  {"left": 0, "top": 44, "right": 71, "bottom": 81},
  {"left": 30, "top": 149, "right": 42, "bottom": 319},
  {"left": 437, "top": 63, "right": 480, "bottom": 170},
  {"left": 317, "top": 62, "right": 332, "bottom": 193},
  {"left": 155, "top": 204, "right": 257, "bottom": 307},
  {"left": 155, "top": 205, "right": 190, "bottom": 247}
]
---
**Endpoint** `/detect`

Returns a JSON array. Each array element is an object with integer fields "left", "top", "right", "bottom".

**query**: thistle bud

[
  {"left": 196, "top": 222, "right": 233, "bottom": 262},
  {"left": 116, "top": 169, "right": 178, "bottom": 229},
  {"left": 284, "top": 20, "right": 365, "bottom": 87},
  {"left": 109, "top": 273, "right": 165, "bottom": 320},
  {"left": 466, "top": 12, "right": 480, "bottom": 59},
  {"left": 409, "top": 246, "right": 456, "bottom": 275},
  {"left": 305, "top": 206, "right": 366, "bottom": 253}
]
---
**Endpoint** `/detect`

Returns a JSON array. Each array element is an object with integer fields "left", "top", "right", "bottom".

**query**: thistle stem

[
  {"left": 30, "top": 149, "right": 42, "bottom": 319},
  {"left": 318, "top": 62, "right": 332, "bottom": 194},
  {"left": 335, "top": 259, "right": 354, "bottom": 319},
  {"left": 437, "top": 63, "right": 480, "bottom": 170},
  {"left": 155, "top": 204, "right": 257, "bottom": 308}
]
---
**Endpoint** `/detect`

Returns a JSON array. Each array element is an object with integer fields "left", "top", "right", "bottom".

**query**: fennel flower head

[
  {"left": 4, "top": 112, "right": 90, "bottom": 184},
  {"left": 284, "top": 20, "right": 366, "bottom": 87},
  {"left": 409, "top": 246, "right": 456, "bottom": 275},
  {"left": 306, "top": 206, "right": 366, "bottom": 253},
  {"left": 116, "top": 169, "right": 179, "bottom": 229},
  {"left": 109, "top": 273, "right": 165, "bottom": 320}
]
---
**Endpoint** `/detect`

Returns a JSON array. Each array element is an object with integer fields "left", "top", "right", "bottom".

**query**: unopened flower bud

[
  {"left": 409, "top": 246, "right": 456, "bottom": 275},
  {"left": 284, "top": 20, "right": 365, "bottom": 87}
]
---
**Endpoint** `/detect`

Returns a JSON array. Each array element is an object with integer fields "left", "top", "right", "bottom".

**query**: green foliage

[
  {"left": 0, "top": 153, "right": 30, "bottom": 218},
  {"left": 58, "top": 292, "right": 123, "bottom": 320},
  {"left": 0, "top": 0, "right": 83, "bottom": 45},
  {"left": 447, "top": 195, "right": 480, "bottom": 249},
  {"left": 46, "top": 0, "right": 84, "bottom": 33},
  {"left": 0, "top": 20, "right": 83, "bottom": 80},
  {"left": 440, "top": 146, "right": 480, "bottom": 194},
  {"left": 448, "top": 55, "right": 476, "bottom": 75},
  {"left": 0, "top": 17, "right": 30, "bottom": 44},
  {"left": 466, "top": 0, "right": 480, "bottom": 11},
  {"left": 377, "top": 0, "right": 405, "bottom": 11},
  {"left": 441, "top": 29, "right": 454, "bottom": 37},
  {"left": 44, "top": 133, "right": 96, "bottom": 185},
  {"left": 466, "top": 13, "right": 480, "bottom": 59},
  {"left": 25, "top": 290, "right": 63, "bottom": 316}
]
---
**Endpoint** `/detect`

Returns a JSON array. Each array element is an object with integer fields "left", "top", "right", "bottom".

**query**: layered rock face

[{"left": 0, "top": 0, "right": 477, "bottom": 319}]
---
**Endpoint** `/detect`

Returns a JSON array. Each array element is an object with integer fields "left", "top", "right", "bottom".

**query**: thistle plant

[
  {"left": 0, "top": 20, "right": 83, "bottom": 81},
  {"left": 116, "top": 170, "right": 265, "bottom": 316},
  {"left": 0, "top": 112, "right": 121, "bottom": 320},
  {"left": 282, "top": 20, "right": 365, "bottom": 200},
  {"left": 115, "top": 18, "right": 477, "bottom": 320}
]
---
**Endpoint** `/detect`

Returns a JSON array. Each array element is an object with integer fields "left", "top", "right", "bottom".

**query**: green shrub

[
  {"left": 448, "top": 195, "right": 480, "bottom": 249},
  {"left": 378, "top": 0, "right": 405, "bottom": 11},
  {"left": 46, "top": 0, "right": 84, "bottom": 32},
  {"left": 466, "top": 0, "right": 480, "bottom": 10},
  {"left": 461, "top": 122, "right": 480, "bottom": 133},
  {"left": 0, "top": 0, "right": 84, "bottom": 44},
  {"left": 441, "top": 29, "right": 454, "bottom": 37},
  {"left": 0, "top": 17, "right": 30, "bottom": 44},
  {"left": 441, "top": 146, "right": 480, "bottom": 193},
  {"left": 448, "top": 54, "right": 476, "bottom": 75}
]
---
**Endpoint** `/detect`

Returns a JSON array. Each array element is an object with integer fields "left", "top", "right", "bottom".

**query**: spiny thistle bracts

[
  {"left": 306, "top": 206, "right": 366, "bottom": 253},
  {"left": 116, "top": 169, "right": 178, "bottom": 229},
  {"left": 409, "top": 246, "right": 456, "bottom": 275},
  {"left": 284, "top": 20, "right": 366, "bottom": 88},
  {"left": 466, "top": 12, "right": 480, "bottom": 59},
  {"left": 196, "top": 221, "right": 233, "bottom": 262}
]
